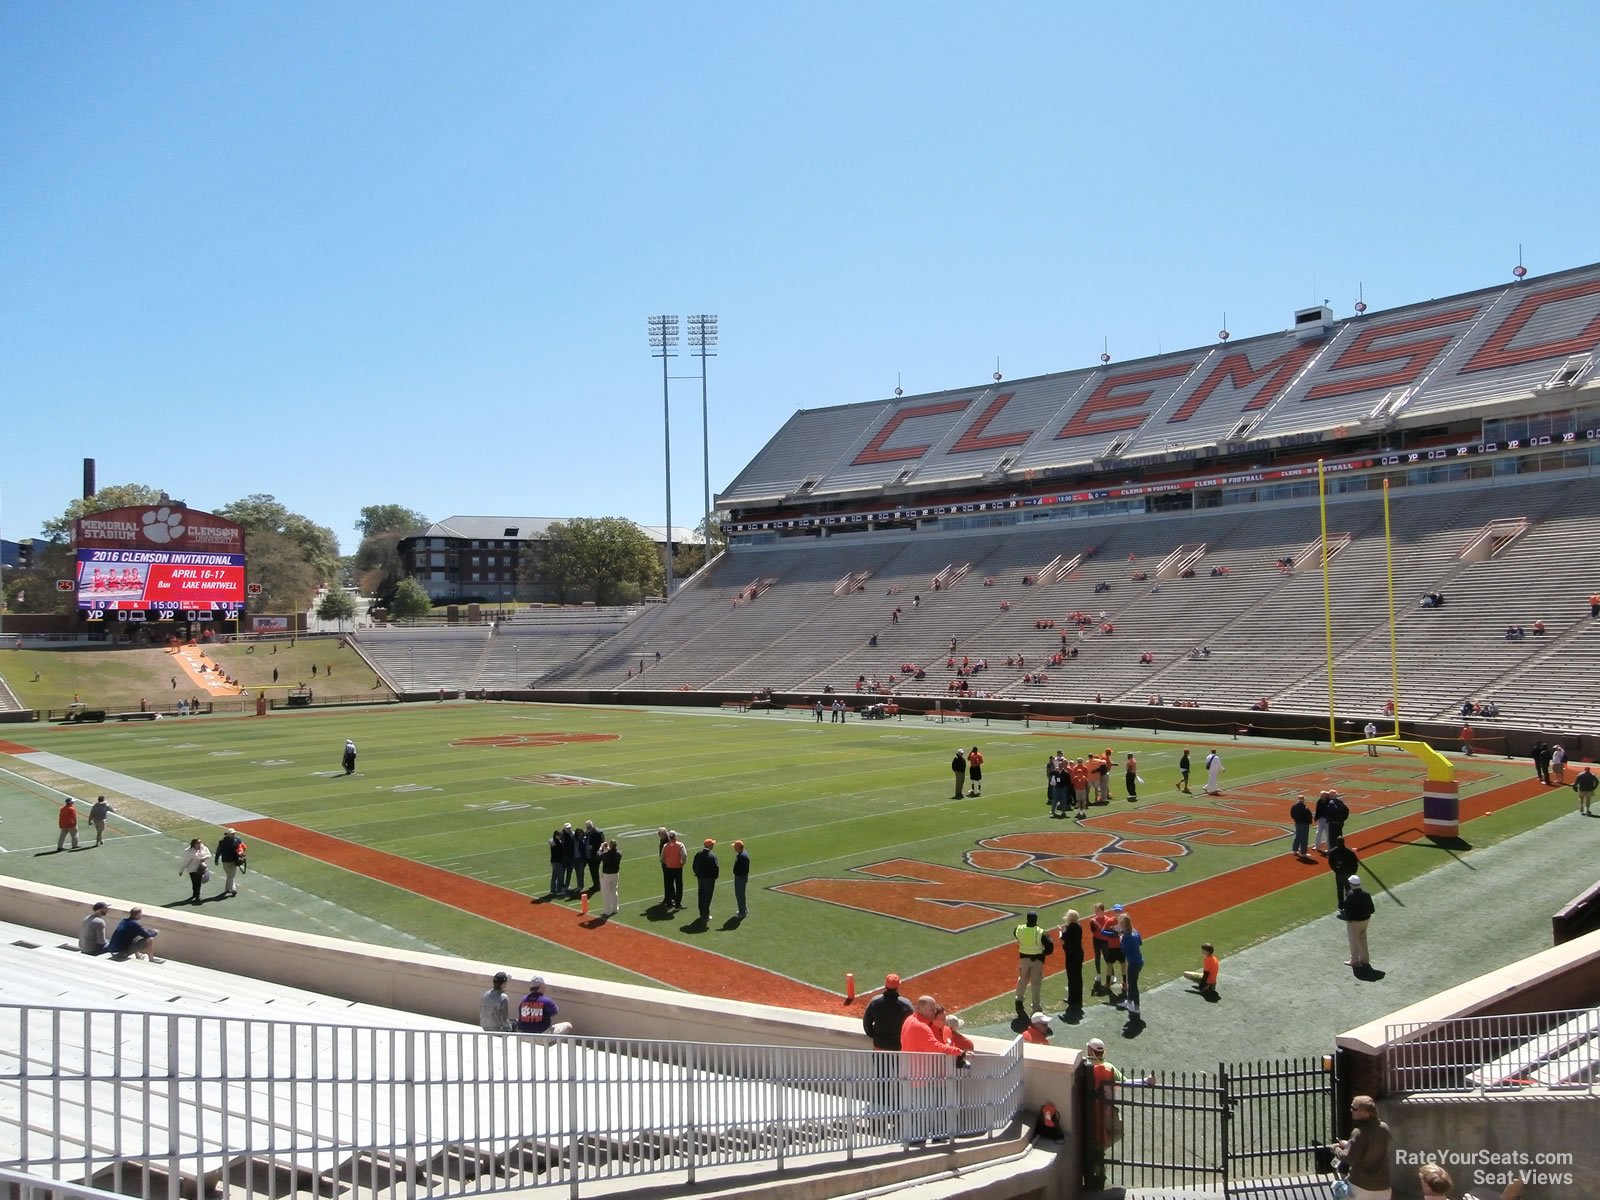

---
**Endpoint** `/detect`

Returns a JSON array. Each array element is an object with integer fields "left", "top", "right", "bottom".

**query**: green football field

[{"left": 0, "top": 701, "right": 1559, "bottom": 1027}]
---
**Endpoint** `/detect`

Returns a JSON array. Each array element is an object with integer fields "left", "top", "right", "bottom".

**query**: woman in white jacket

[{"left": 178, "top": 838, "right": 211, "bottom": 904}]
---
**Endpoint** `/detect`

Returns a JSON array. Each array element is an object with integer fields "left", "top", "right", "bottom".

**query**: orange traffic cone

[
  {"left": 845, "top": 972, "right": 856, "bottom": 1003},
  {"left": 580, "top": 892, "right": 589, "bottom": 916}
]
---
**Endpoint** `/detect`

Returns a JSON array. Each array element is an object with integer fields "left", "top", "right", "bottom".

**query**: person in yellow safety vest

[{"left": 1014, "top": 911, "right": 1051, "bottom": 1017}]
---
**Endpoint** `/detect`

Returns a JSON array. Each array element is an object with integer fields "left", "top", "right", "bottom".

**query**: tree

[
  {"left": 355, "top": 505, "right": 428, "bottom": 540},
  {"left": 40, "top": 484, "right": 166, "bottom": 542},
  {"left": 674, "top": 511, "right": 729, "bottom": 578},
  {"left": 3, "top": 540, "right": 76, "bottom": 615},
  {"left": 217, "top": 494, "right": 341, "bottom": 591},
  {"left": 530, "top": 517, "right": 664, "bottom": 606},
  {"left": 388, "top": 577, "right": 434, "bottom": 621},
  {"left": 352, "top": 505, "right": 427, "bottom": 597},
  {"left": 246, "top": 531, "right": 322, "bottom": 615},
  {"left": 316, "top": 587, "right": 357, "bottom": 628}
]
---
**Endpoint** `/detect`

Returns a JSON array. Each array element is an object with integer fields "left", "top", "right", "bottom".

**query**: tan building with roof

[{"left": 398, "top": 516, "right": 700, "bottom": 603}]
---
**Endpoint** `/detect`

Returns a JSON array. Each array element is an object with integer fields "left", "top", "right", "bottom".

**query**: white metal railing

[
  {"left": 0, "top": 1005, "right": 1023, "bottom": 1200},
  {"left": 0, "top": 1164, "right": 129, "bottom": 1200},
  {"left": 1386, "top": 1007, "right": 1600, "bottom": 1095}
]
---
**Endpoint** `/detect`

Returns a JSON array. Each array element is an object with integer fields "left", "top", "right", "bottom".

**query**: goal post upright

[{"left": 1319, "top": 461, "right": 1459, "bottom": 838}]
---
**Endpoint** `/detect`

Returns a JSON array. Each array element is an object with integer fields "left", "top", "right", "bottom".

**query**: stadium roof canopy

[
  {"left": 410, "top": 516, "right": 701, "bottom": 545},
  {"left": 721, "top": 261, "right": 1600, "bottom": 511}
]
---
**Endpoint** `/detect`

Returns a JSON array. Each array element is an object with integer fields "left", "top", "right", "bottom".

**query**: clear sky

[{"left": 3, "top": 2, "right": 1595, "bottom": 551}]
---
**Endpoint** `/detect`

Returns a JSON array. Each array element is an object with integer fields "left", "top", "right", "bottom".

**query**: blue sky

[{"left": 2, "top": 2, "right": 1595, "bottom": 550}]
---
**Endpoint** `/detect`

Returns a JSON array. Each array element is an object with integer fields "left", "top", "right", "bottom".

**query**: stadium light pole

[
  {"left": 648, "top": 315, "right": 680, "bottom": 597},
  {"left": 687, "top": 314, "right": 718, "bottom": 557}
]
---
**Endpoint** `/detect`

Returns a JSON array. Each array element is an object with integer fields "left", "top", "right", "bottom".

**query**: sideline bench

[{"left": 113, "top": 712, "right": 161, "bottom": 722}]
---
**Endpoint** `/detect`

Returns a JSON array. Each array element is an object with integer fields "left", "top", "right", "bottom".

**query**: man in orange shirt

[
  {"left": 899, "top": 994, "right": 966, "bottom": 1145},
  {"left": 1022, "top": 1011, "right": 1052, "bottom": 1044},
  {"left": 56, "top": 798, "right": 80, "bottom": 852},
  {"left": 660, "top": 832, "right": 688, "bottom": 911}
]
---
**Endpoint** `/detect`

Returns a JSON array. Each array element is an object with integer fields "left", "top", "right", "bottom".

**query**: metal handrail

[
  {"left": 0, "top": 1004, "right": 1023, "bottom": 1200},
  {"left": 1385, "top": 1007, "right": 1600, "bottom": 1095}
]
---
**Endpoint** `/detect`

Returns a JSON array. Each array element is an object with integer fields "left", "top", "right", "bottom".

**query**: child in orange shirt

[{"left": 1183, "top": 942, "right": 1220, "bottom": 997}]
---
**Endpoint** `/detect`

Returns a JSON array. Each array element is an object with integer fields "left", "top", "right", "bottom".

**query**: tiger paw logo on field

[
  {"left": 965, "top": 830, "right": 1188, "bottom": 878},
  {"left": 141, "top": 507, "right": 186, "bottom": 544}
]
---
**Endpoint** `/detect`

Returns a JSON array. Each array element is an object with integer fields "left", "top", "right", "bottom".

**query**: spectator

[
  {"left": 899, "top": 994, "right": 968, "bottom": 1144},
  {"left": 1117, "top": 912, "right": 1145, "bottom": 1020},
  {"left": 215, "top": 828, "right": 246, "bottom": 897},
  {"left": 79, "top": 900, "right": 111, "bottom": 956},
  {"left": 937, "top": 1010, "right": 975, "bottom": 1054},
  {"left": 1013, "top": 911, "right": 1051, "bottom": 1017},
  {"left": 582, "top": 820, "right": 604, "bottom": 890},
  {"left": 1203, "top": 749, "right": 1225, "bottom": 795},
  {"left": 547, "top": 827, "right": 568, "bottom": 897},
  {"left": 731, "top": 839, "right": 750, "bottom": 918},
  {"left": 950, "top": 748, "right": 967, "bottom": 799},
  {"left": 1323, "top": 789, "right": 1350, "bottom": 844},
  {"left": 1058, "top": 909, "right": 1085, "bottom": 1014},
  {"left": 660, "top": 831, "right": 687, "bottom": 911},
  {"left": 178, "top": 837, "right": 211, "bottom": 904},
  {"left": 560, "top": 823, "right": 580, "bottom": 899},
  {"left": 862, "top": 973, "right": 913, "bottom": 1051},
  {"left": 1083, "top": 1038, "right": 1154, "bottom": 1189},
  {"left": 692, "top": 838, "right": 720, "bottom": 921},
  {"left": 1332, "top": 1095, "right": 1391, "bottom": 1198},
  {"left": 1289, "top": 794, "right": 1314, "bottom": 861},
  {"left": 479, "top": 971, "right": 513, "bottom": 1032},
  {"left": 1182, "top": 943, "right": 1220, "bottom": 997},
  {"left": 1090, "top": 902, "right": 1119, "bottom": 996},
  {"left": 1328, "top": 837, "right": 1360, "bottom": 905},
  {"left": 107, "top": 906, "right": 160, "bottom": 961},
  {"left": 1337, "top": 876, "right": 1376, "bottom": 971},
  {"left": 1022, "top": 1011, "right": 1052, "bottom": 1044},
  {"left": 598, "top": 839, "right": 623, "bottom": 917},
  {"left": 1550, "top": 744, "right": 1567, "bottom": 785},
  {"left": 342, "top": 739, "right": 357, "bottom": 774},
  {"left": 88, "top": 796, "right": 113, "bottom": 847},
  {"left": 515, "top": 977, "right": 574, "bottom": 1035},
  {"left": 1418, "top": 1159, "right": 1524, "bottom": 1200},
  {"left": 1363, "top": 721, "right": 1379, "bottom": 756},
  {"left": 1575, "top": 764, "right": 1599, "bottom": 816},
  {"left": 56, "top": 798, "right": 80, "bottom": 853},
  {"left": 966, "top": 746, "right": 984, "bottom": 797}
]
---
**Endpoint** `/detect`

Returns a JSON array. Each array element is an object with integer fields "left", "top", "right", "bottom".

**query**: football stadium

[{"left": 3, "top": 261, "right": 1599, "bottom": 1200}]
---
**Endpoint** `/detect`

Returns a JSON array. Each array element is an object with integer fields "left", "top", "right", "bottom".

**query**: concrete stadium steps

[
  {"left": 354, "top": 471, "right": 1599, "bottom": 732},
  {"left": 1271, "top": 474, "right": 1599, "bottom": 719},
  {"left": 353, "top": 627, "right": 491, "bottom": 693}
]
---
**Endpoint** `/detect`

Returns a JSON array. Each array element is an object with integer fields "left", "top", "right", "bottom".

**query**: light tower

[
  {"left": 686, "top": 314, "right": 719, "bottom": 556},
  {"left": 648, "top": 315, "right": 680, "bottom": 597}
]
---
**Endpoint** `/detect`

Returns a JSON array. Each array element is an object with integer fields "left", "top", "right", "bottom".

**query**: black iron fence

[{"left": 1080, "top": 1055, "right": 1336, "bottom": 1196}]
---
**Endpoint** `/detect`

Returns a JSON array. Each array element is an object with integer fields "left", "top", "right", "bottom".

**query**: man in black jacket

[
  {"left": 1327, "top": 837, "right": 1359, "bottom": 906},
  {"left": 1337, "top": 876, "right": 1376, "bottom": 970},
  {"left": 215, "top": 828, "right": 246, "bottom": 897},
  {"left": 862, "top": 974, "right": 913, "bottom": 1050},
  {"left": 692, "top": 838, "right": 720, "bottom": 921}
]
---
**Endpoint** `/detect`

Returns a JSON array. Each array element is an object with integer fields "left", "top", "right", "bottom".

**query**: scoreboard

[
  {"left": 76, "top": 549, "right": 246, "bottom": 620},
  {"left": 73, "top": 504, "right": 248, "bottom": 624}
]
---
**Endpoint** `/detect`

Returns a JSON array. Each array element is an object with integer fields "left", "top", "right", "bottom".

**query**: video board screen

[{"left": 76, "top": 549, "right": 246, "bottom": 616}]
